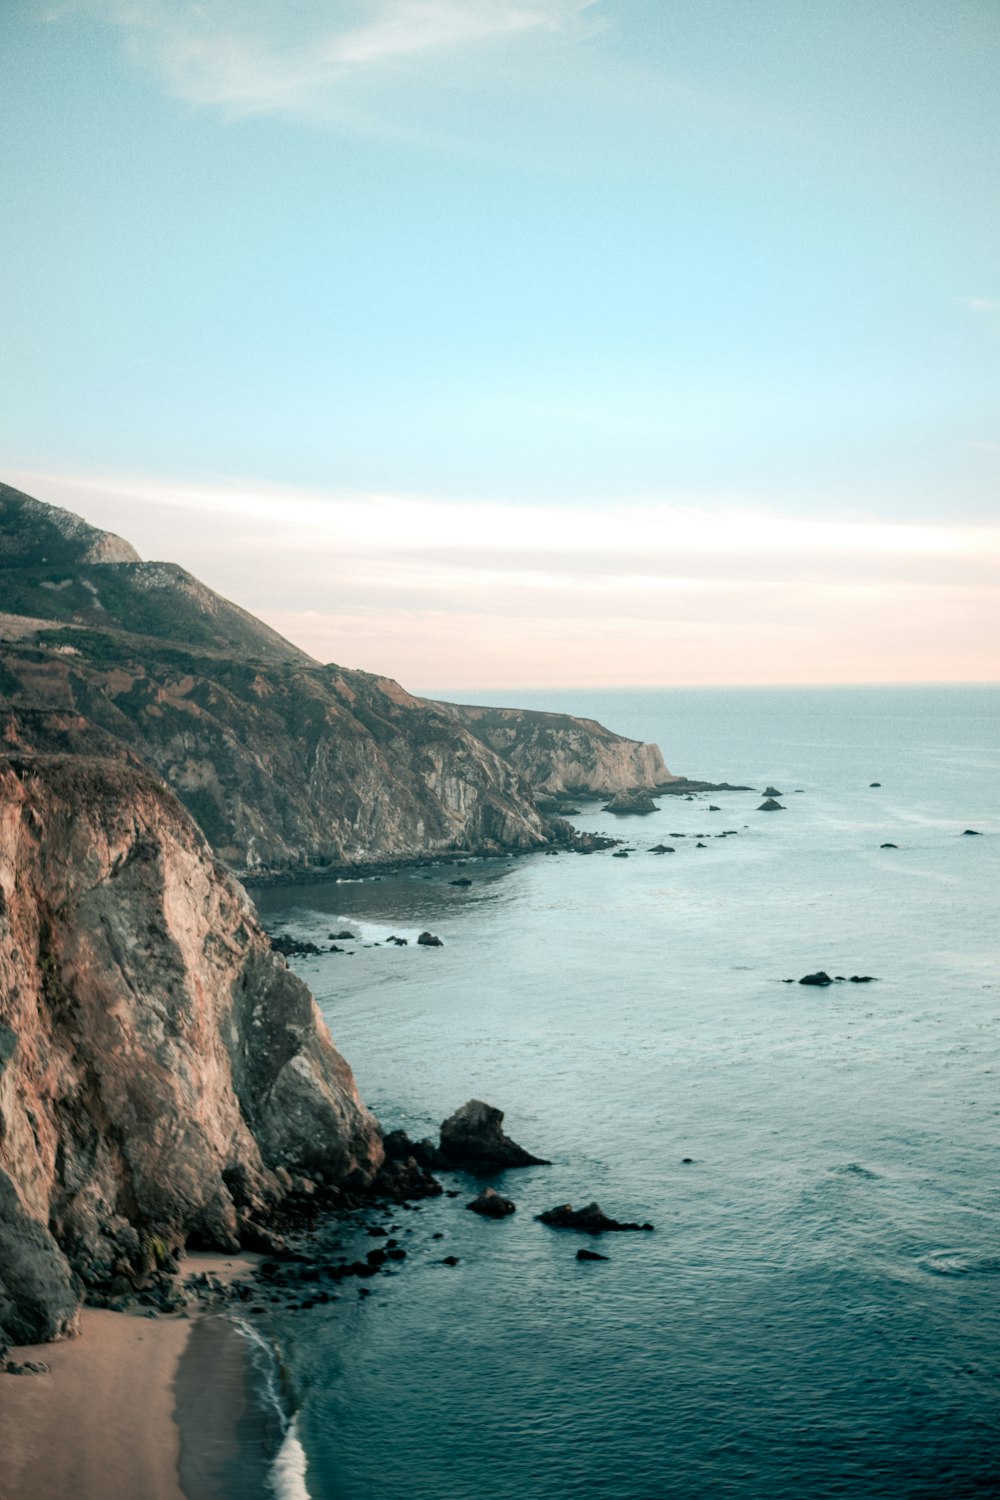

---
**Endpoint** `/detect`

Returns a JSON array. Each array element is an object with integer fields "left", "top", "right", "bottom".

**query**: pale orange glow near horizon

[{"left": 11, "top": 468, "right": 1000, "bottom": 693}]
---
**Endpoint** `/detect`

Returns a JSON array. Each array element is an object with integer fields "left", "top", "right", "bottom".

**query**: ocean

[{"left": 249, "top": 684, "right": 1000, "bottom": 1500}]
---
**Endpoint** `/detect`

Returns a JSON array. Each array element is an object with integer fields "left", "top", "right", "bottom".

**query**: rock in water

[
  {"left": 467, "top": 1189, "right": 516, "bottom": 1218},
  {"left": 758, "top": 798, "right": 785, "bottom": 811},
  {"left": 438, "top": 1100, "right": 550, "bottom": 1170},
  {"left": 576, "top": 1248, "right": 609, "bottom": 1262},
  {"left": 602, "top": 789, "right": 659, "bottom": 816},
  {"left": 417, "top": 931, "right": 444, "bottom": 947},
  {"left": 799, "top": 971, "right": 833, "bottom": 986},
  {"left": 537, "top": 1203, "right": 654, "bottom": 1233},
  {"left": 763, "top": 786, "right": 784, "bottom": 797}
]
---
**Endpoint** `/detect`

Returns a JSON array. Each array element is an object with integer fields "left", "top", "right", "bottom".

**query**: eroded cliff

[
  {"left": 434, "top": 702, "right": 674, "bottom": 797},
  {"left": 0, "top": 754, "right": 381, "bottom": 1344}
]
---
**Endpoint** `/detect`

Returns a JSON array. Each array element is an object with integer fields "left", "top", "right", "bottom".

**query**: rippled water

[{"left": 252, "top": 686, "right": 1000, "bottom": 1500}]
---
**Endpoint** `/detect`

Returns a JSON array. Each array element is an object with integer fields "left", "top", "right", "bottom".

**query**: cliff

[
  {"left": 434, "top": 702, "right": 674, "bottom": 797},
  {"left": 0, "top": 484, "right": 670, "bottom": 874},
  {"left": 0, "top": 753, "right": 381, "bottom": 1345}
]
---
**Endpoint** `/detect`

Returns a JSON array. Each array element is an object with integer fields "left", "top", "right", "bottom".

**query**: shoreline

[{"left": 0, "top": 1252, "right": 275, "bottom": 1500}]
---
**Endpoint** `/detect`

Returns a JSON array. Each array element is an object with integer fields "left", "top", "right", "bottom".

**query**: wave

[
  {"left": 919, "top": 1250, "right": 1000, "bottom": 1278},
  {"left": 269, "top": 1417, "right": 311, "bottom": 1500},
  {"left": 230, "top": 1314, "right": 312, "bottom": 1500}
]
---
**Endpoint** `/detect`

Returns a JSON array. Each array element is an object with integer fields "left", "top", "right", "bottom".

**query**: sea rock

[
  {"left": 269, "top": 934, "right": 322, "bottom": 957},
  {"left": 602, "top": 789, "right": 659, "bottom": 816},
  {"left": 963, "top": 829, "right": 982, "bottom": 836},
  {"left": 438, "top": 1100, "right": 549, "bottom": 1171},
  {"left": 467, "top": 1189, "right": 516, "bottom": 1218},
  {"left": 763, "top": 786, "right": 783, "bottom": 797},
  {"left": 417, "top": 931, "right": 444, "bottom": 947},
  {"left": 576, "top": 1248, "right": 609, "bottom": 1262},
  {"left": 649, "top": 845, "right": 675, "bottom": 854},
  {"left": 799, "top": 971, "right": 833, "bottom": 986},
  {"left": 449, "top": 878, "right": 473, "bottom": 887},
  {"left": 0, "top": 754, "right": 382, "bottom": 1345},
  {"left": 870, "top": 782, "right": 881, "bottom": 787},
  {"left": 849, "top": 975, "right": 878, "bottom": 983},
  {"left": 612, "top": 850, "right": 630, "bottom": 858},
  {"left": 758, "top": 798, "right": 785, "bottom": 811},
  {"left": 537, "top": 1203, "right": 654, "bottom": 1233},
  {"left": 880, "top": 843, "right": 897, "bottom": 849}
]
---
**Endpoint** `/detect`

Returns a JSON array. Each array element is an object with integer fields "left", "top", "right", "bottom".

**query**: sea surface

[{"left": 250, "top": 685, "right": 1000, "bottom": 1500}]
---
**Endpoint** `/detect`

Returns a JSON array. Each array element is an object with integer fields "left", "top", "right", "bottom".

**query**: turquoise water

[{"left": 253, "top": 686, "right": 1000, "bottom": 1499}]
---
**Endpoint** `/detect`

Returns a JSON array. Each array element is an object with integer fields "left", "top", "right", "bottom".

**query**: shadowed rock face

[
  {"left": 0, "top": 754, "right": 382, "bottom": 1343},
  {"left": 439, "top": 1100, "right": 549, "bottom": 1170}
]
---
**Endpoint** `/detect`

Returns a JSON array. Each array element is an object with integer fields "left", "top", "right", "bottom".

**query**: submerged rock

[
  {"left": 537, "top": 1203, "right": 654, "bottom": 1233},
  {"left": 439, "top": 1100, "right": 549, "bottom": 1171},
  {"left": 576, "top": 1248, "right": 609, "bottom": 1262},
  {"left": 649, "top": 844, "right": 675, "bottom": 854}
]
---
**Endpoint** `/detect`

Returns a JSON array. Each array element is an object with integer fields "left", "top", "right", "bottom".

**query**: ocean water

[{"left": 251, "top": 685, "right": 1000, "bottom": 1500}]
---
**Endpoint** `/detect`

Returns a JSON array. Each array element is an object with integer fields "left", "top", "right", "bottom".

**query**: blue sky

[{"left": 2, "top": 1, "right": 998, "bottom": 687}]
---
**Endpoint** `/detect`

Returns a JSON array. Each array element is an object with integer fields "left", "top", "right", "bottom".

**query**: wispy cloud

[
  {"left": 963, "top": 297, "right": 1000, "bottom": 313},
  {"left": 53, "top": 1, "right": 603, "bottom": 118},
  {"left": 12, "top": 468, "right": 1000, "bottom": 689}
]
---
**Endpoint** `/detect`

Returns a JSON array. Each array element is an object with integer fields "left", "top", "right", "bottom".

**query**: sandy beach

[{"left": 0, "top": 1254, "right": 263, "bottom": 1500}]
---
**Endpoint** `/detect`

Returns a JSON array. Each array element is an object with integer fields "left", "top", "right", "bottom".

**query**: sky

[{"left": 1, "top": 0, "right": 998, "bottom": 690}]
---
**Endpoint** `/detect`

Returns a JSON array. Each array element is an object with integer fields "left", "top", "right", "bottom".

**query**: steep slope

[
  {"left": 0, "top": 485, "right": 672, "bottom": 873},
  {"left": 0, "top": 753, "right": 382, "bottom": 1344},
  {"left": 434, "top": 702, "right": 674, "bottom": 796}
]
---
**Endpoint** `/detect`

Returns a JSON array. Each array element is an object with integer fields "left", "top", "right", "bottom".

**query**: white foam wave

[
  {"left": 230, "top": 1315, "right": 312, "bottom": 1500},
  {"left": 269, "top": 1416, "right": 310, "bottom": 1499}
]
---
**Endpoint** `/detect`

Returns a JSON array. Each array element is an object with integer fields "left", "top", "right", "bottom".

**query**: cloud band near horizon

[{"left": 10, "top": 468, "right": 999, "bottom": 692}]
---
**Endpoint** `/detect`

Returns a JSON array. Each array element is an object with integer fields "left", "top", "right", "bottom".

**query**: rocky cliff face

[
  {"left": 434, "top": 702, "right": 674, "bottom": 797},
  {"left": 0, "top": 754, "right": 381, "bottom": 1344},
  {"left": 0, "top": 485, "right": 671, "bottom": 875}
]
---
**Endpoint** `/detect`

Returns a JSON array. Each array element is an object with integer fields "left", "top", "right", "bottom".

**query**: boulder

[
  {"left": 758, "top": 798, "right": 785, "bottom": 811},
  {"left": 648, "top": 845, "right": 675, "bottom": 854},
  {"left": 962, "top": 829, "right": 982, "bottom": 837},
  {"left": 536, "top": 1202, "right": 654, "bottom": 1233},
  {"left": 467, "top": 1189, "right": 516, "bottom": 1219},
  {"left": 417, "top": 931, "right": 444, "bottom": 947},
  {"left": 576, "top": 1248, "right": 609, "bottom": 1262},
  {"left": 602, "top": 789, "right": 659, "bottom": 816},
  {"left": 438, "top": 1100, "right": 549, "bottom": 1170},
  {"left": 799, "top": 971, "right": 833, "bottom": 986},
  {"left": 449, "top": 878, "right": 473, "bottom": 887},
  {"left": 880, "top": 843, "right": 897, "bottom": 849},
  {"left": 763, "top": 786, "right": 783, "bottom": 797}
]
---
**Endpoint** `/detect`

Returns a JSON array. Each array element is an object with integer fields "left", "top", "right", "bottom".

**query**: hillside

[{"left": 0, "top": 484, "right": 672, "bottom": 875}]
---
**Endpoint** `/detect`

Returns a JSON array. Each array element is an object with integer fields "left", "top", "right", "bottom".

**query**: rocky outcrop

[
  {"left": 537, "top": 1202, "right": 655, "bottom": 1233},
  {"left": 602, "top": 789, "right": 659, "bottom": 815},
  {"left": 0, "top": 753, "right": 381, "bottom": 1343},
  {"left": 431, "top": 701, "right": 673, "bottom": 797},
  {"left": 438, "top": 1100, "right": 549, "bottom": 1170}
]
